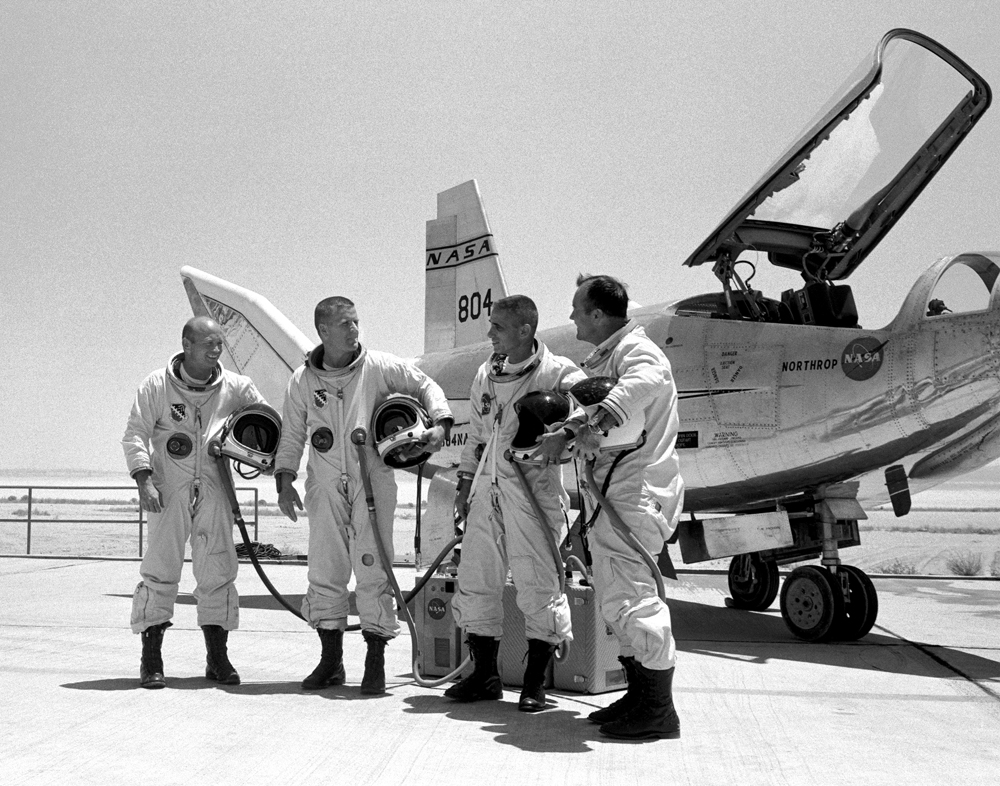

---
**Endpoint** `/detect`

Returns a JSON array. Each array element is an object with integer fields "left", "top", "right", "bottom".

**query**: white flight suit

[
  {"left": 275, "top": 345, "right": 452, "bottom": 638},
  {"left": 122, "top": 354, "right": 266, "bottom": 634},
  {"left": 452, "top": 342, "right": 586, "bottom": 644},
  {"left": 578, "top": 321, "right": 684, "bottom": 671}
]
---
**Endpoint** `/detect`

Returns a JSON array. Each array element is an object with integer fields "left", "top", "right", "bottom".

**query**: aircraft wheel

[
  {"left": 727, "top": 554, "right": 780, "bottom": 610},
  {"left": 779, "top": 566, "right": 843, "bottom": 641},
  {"left": 833, "top": 565, "right": 879, "bottom": 640}
]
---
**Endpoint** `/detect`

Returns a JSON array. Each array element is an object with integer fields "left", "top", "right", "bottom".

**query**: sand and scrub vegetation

[{"left": 1, "top": 488, "right": 998, "bottom": 577}]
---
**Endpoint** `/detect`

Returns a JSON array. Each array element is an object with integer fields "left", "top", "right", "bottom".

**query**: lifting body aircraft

[{"left": 181, "top": 29, "right": 996, "bottom": 642}]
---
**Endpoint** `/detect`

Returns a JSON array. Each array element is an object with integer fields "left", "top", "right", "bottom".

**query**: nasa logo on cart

[{"left": 427, "top": 597, "right": 447, "bottom": 620}]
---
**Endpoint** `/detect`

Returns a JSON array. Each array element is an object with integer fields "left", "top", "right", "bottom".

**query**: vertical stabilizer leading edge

[{"left": 424, "top": 180, "right": 509, "bottom": 354}]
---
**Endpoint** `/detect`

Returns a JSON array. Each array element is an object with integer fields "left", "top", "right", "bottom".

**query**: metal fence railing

[{"left": 0, "top": 485, "right": 259, "bottom": 558}]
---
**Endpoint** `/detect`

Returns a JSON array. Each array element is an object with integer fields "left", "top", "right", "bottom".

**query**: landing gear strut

[
  {"left": 778, "top": 482, "right": 879, "bottom": 641},
  {"left": 721, "top": 482, "right": 881, "bottom": 641}
]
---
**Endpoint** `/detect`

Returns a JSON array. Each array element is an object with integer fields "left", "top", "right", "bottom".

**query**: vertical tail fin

[{"left": 424, "top": 180, "right": 509, "bottom": 353}]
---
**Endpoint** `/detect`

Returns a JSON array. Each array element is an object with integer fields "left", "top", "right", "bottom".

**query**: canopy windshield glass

[{"left": 750, "top": 38, "right": 975, "bottom": 231}]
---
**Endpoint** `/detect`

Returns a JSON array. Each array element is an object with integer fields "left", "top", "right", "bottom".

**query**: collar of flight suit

[
  {"left": 582, "top": 319, "right": 640, "bottom": 370},
  {"left": 306, "top": 343, "right": 367, "bottom": 379},
  {"left": 486, "top": 340, "right": 543, "bottom": 383},
  {"left": 167, "top": 352, "right": 223, "bottom": 392}
]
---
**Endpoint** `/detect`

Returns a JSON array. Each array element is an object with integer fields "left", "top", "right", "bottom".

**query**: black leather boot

[
  {"left": 599, "top": 664, "right": 680, "bottom": 740},
  {"left": 444, "top": 633, "right": 503, "bottom": 702},
  {"left": 302, "top": 628, "right": 346, "bottom": 690},
  {"left": 518, "top": 639, "right": 557, "bottom": 713},
  {"left": 139, "top": 621, "right": 171, "bottom": 689},
  {"left": 588, "top": 656, "right": 639, "bottom": 724},
  {"left": 360, "top": 630, "right": 389, "bottom": 695},
  {"left": 202, "top": 625, "right": 240, "bottom": 685}
]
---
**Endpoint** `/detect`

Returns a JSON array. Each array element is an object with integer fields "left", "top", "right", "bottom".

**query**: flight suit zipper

[
  {"left": 188, "top": 388, "right": 219, "bottom": 513},
  {"left": 335, "top": 388, "right": 349, "bottom": 494},
  {"left": 191, "top": 403, "right": 203, "bottom": 514}
]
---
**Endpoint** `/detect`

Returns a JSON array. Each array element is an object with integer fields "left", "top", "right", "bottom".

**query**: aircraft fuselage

[{"left": 423, "top": 252, "right": 1000, "bottom": 514}]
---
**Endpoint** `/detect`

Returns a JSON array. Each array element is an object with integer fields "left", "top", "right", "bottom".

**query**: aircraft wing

[{"left": 181, "top": 265, "right": 312, "bottom": 411}]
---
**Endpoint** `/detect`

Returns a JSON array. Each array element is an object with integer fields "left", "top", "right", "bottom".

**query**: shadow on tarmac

[
  {"left": 402, "top": 694, "right": 599, "bottom": 753},
  {"left": 670, "top": 598, "right": 1000, "bottom": 680}
]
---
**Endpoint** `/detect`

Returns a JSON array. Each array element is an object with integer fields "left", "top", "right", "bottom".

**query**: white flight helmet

[
  {"left": 568, "top": 377, "right": 646, "bottom": 452},
  {"left": 371, "top": 395, "right": 432, "bottom": 469},
  {"left": 508, "top": 390, "right": 573, "bottom": 465},
  {"left": 218, "top": 403, "right": 282, "bottom": 472}
]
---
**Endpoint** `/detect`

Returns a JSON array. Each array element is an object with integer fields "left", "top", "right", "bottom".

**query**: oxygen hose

[
  {"left": 505, "top": 453, "right": 567, "bottom": 597},
  {"left": 213, "top": 437, "right": 469, "bottom": 678},
  {"left": 212, "top": 449, "right": 307, "bottom": 621},
  {"left": 506, "top": 451, "right": 573, "bottom": 661},
  {"left": 351, "top": 428, "right": 471, "bottom": 688},
  {"left": 583, "top": 460, "right": 667, "bottom": 603}
]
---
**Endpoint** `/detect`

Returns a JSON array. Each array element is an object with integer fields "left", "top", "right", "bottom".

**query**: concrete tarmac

[{"left": 2, "top": 557, "right": 998, "bottom": 785}]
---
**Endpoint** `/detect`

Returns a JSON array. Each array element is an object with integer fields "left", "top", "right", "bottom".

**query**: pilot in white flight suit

[
  {"left": 123, "top": 316, "right": 266, "bottom": 689},
  {"left": 447, "top": 295, "right": 586, "bottom": 712},
  {"left": 275, "top": 296, "right": 452, "bottom": 695},
  {"left": 536, "top": 274, "right": 684, "bottom": 741}
]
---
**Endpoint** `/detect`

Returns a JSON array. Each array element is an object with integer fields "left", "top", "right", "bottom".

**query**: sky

[{"left": 2, "top": 1, "right": 999, "bottom": 473}]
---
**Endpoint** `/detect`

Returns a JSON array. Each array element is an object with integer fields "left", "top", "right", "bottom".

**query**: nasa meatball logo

[
  {"left": 427, "top": 597, "right": 447, "bottom": 620},
  {"left": 841, "top": 336, "right": 887, "bottom": 381}
]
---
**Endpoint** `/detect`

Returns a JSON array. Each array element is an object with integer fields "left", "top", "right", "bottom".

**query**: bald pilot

[{"left": 122, "top": 316, "right": 267, "bottom": 689}]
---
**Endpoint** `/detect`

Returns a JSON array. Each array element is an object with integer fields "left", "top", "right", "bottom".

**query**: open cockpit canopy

[{"left": 682, "top": 29, "right": 990, "bottom": 327}]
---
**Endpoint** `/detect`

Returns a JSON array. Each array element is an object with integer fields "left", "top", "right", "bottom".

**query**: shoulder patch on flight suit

[
  {"left": 170, "top": 403, "right": 187, "bottom": 423},
  {"left": 314, "top": 390, "right": 327, "bottom": 408}
]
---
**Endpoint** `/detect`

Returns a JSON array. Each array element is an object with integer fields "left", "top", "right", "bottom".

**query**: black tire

[
  {"left": 833, "top": 565, "right": 879, "bottom": 640},
  {"left": 727, "top": 554, "right": 780, "bottom": 611},
  {"left": 779, "top": 565, "right": 843, "bottom": 641}
]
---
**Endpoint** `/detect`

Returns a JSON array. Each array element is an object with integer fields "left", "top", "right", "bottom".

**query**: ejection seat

[{"left": 780, "top": 282, "right": 859, "bottom": 328}]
